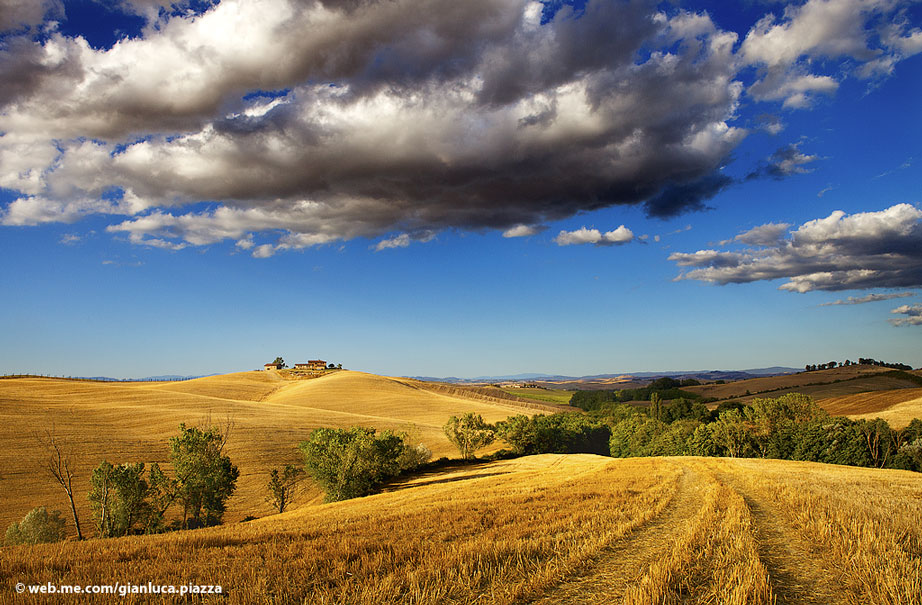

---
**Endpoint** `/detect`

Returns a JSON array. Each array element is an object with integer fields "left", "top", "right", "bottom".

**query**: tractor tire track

[
  {"left": 717, "top": 464, "right": 845, "bottom": 604},
  {"left": 527, "top": 463, "right": 702, "bottom": 605}
]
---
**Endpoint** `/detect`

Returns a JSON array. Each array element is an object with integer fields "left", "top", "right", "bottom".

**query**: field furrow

[
  {"left": 526, "top": 467, "right": 702, "bottom": 605},
  {"left": 716, "top": 467, "right": 843, "bottom": 604}
]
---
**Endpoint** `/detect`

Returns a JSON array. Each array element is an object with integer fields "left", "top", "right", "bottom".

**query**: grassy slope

[
  {"left": 1, "top": 455, "right": 919, "bottom": 604},
  {"left": 497, "top": 387, "right": 575, "bottom": 406},
  {"left": 0, "top": 370, "right": 536, "bottom": 531}
]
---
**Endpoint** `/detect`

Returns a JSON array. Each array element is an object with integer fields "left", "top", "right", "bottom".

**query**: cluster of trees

[
  {"left": 569, "top": 377, "right": 705, "bottom": 411},
  {"left": 598, "top": 393, "right": 922, "bottom": 472},
  {"left": 805, "top": 358, "right": 913, "bottom": 371},
  {"left": 440, "top": 412, "right": 612, "bottom": 458},
  {"left": 5, "top": 423, "right": 239, "bottom": 546},
  {"left": 88, "top": 424, "right": 239, "bottom": 537}
]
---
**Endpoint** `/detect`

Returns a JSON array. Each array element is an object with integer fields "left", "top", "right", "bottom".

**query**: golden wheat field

[
  {"left": 0, "top": 370, "right": 539, "bottom": 531},
  {"left": 1, "top": 454, "right": 920, "bottom": 604}
]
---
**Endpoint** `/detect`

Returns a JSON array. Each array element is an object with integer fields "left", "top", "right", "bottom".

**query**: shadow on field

[
  {"left": 389, "top": 471, "right": 511, "bottom": 491},
  {"left": 384, "top": 458, "right": 512, "bottom": 493}
]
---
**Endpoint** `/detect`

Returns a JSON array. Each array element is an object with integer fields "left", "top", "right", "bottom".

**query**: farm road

[
  {"left": 527, "top": 466, "right": 703, "bottom": 605},
  {"left": 717, "top": 465, "right": 844, "bottom": 604}
]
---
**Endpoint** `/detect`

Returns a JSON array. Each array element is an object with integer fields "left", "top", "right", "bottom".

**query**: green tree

[
  {"left": 647, "top": 419, "right": 702, "bottom": 456},
  {"left": 443, "top": 413, "right": 495, "bottom": 459},
  {"left": 5, "top": 507, "right": 67, "bottom": 546},
  {"left": 899, "top": 438, "right": 922, "bottom": 471},
  {"left": 688, "top": 423, "right": 723, "bottom": 457},
  {"left": 169, "top": 424, "right": 239, "bottom": 529},
  {"left": 496, "top": 414, "right": 610, "bottom": 456},
  {"left": 88, "top": 461, "right": 151, "bottom": 537},
  {"left": 649, "top": 392, "right": 663, "bottom": 421},
  {"left": 272, "top": 357, "right": 286, "bottom": 368},
  {"left": 712, "top": 409, "right": 752, "bottom": 458},
  {"left": 299, "top": 427, "right": 407, "bottom": 501},
  {"left": 266, "top": 464, "right": 305, "bottom": 514},
  {"left": 745, "top": 394, "right": 827, "bottom": 458},
  {"left": 856, "top": 418, "right": 896, "bottom": 468}
]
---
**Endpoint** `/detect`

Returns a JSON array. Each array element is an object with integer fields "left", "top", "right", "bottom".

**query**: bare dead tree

[{"left": 36, "top": 427, "right": 84, "bottom": 540}]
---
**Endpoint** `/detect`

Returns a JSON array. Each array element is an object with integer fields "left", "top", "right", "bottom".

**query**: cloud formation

[
  {"left": 747, "top": 143, "right": 819, "bottom": 180},
  {"left": 502, "top": 224, "right": 544, "bottom": 238},
  {"left": 740, "top": 0, "right": 922, "bottom": 107},
  {"left": 555, "top": 225, "right": 634, "bottom": 246},
  {"left": 889, "top": 304, "right": 922, "bottom": 326},
  {"left": 820, "top": 292, "right": 916, "bottom": 306},
  {"left": 670, "top": 204, "right": 922, "bottom": 292},
  {"left": 0, "top": 0, "right": 919, "bottom": 255}
]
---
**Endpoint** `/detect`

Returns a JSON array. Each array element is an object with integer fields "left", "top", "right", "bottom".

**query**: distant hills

[
  {"left": 75, "top": 373, "right": 220, "bottom": 382},
  {"left": 408, "top": 366, "right": 802, "bottom": 385}
]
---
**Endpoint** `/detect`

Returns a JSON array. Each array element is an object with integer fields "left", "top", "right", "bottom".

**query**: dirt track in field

[{"left": 527, "top": 458, "right": 863, "bottom": 604}]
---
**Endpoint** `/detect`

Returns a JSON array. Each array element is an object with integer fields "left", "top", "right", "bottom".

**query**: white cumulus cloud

[{"left": 555, "top": 225, "right": 634, "bottom": 246}]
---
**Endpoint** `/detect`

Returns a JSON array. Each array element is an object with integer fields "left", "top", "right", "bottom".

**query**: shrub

[{"left": 5, "top": 507, "right": 67, "bottom": 545}]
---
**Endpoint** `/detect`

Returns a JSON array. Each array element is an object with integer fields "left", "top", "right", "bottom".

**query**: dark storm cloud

[{"left": 643, "top": 173, "right": 734, "bottom": 218}]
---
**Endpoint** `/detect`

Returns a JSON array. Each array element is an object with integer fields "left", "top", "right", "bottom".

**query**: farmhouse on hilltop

[
  {"left": 264, "top": 362, "right": 282, "bottom": 370},
  {"left": 294, "top": 360, "right": 327, "bottom": 371}
]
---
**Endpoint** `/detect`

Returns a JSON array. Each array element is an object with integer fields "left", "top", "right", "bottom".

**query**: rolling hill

[{"left": 0, "top": 370, "right": 565, "bottom": 532}]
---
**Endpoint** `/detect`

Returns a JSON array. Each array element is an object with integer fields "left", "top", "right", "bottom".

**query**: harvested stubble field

[
  {"left": 682, "top": 365, "right": 905, "bottom": 401},
  {"left": 821, "top": 388, "right": 922, "bottom": 428},
  {"left": 1, "top": 455, "right": 920, "bottom": 604},
  {"left": 0, "top": 370, "right": 535, "bottom": 531}
]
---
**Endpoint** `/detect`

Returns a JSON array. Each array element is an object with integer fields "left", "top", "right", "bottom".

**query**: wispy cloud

[
  {"left": 820, "top": 292, "right": 915, "bottom": 306},
  {"left": 890, "top": 304, "right": 922, "bottom": 326}
]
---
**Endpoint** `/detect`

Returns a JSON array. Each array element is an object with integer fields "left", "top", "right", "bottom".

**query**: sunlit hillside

[
  {"left": 0, "top": 370, "right": 547, "bottom": 531},
  {"left": 1, "top": 455, "right": 919, "bottom": 604},
  {"left": 822, "top": 389, "right": 922, "bottom": 428}
]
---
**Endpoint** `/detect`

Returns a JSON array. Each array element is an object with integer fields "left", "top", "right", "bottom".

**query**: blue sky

[{"left": 1, "top": 0, "right": 921, "bottom": 378}]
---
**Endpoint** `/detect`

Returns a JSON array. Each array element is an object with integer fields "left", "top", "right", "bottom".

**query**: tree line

[
  {"left": 569, "top": 376, "right": 708, "bottom": 411},
  {"left": 804, "top": 358, "right": 913, "bottom": 371}
]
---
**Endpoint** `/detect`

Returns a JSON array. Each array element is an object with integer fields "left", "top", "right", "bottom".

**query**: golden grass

[
  {"left": 728, "top": 458, "right": 922, "bottom": 604},
  {"left": 0, "top": 370, "right": 539, "bottom": 532},
  {"left": 0, "top": 455, "right": 682, "bottom": 604},
  {"left": 623, "top": 463, "right": 773, "bottom": 605},
  {"left": 1, "top": 455, "right": 919, "bottom": 603}
]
